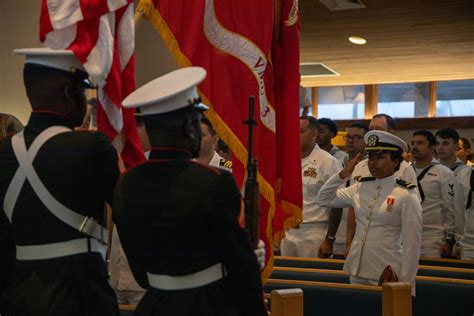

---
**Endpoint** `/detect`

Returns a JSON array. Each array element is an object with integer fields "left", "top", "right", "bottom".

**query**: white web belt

[
  {"left": 16, "top": 238, "right": 106, "bottom": 261},
  {"left": 147, "top": 262, "right": 227, "bottom": 290}
]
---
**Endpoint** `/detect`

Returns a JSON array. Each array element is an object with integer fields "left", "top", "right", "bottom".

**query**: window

[
  {"left": 378, "top": 83, "right": 430, "bottom": 118},
  {"left": 436, "top": 80, "right": 474, "bottom": 117},
  {"left": 317, "top": 86, "right": 365, "bottom": 119}
]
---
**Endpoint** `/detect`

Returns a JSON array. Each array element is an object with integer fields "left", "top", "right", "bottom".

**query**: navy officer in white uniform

[
  {"left": 114, "top": 67, "right": 267, "bottom": 315},
  {"left": 316, "top": 130, "right": 422, "bottom": 295},
  {"left": 0, "top": 48, "right": 120, "bottom": 315},
  {"left": 195, "top": 117, "right": 232, "bottom": 172},
  {"left": 281, "top": 116, "right": 342, "bottom": 258}
]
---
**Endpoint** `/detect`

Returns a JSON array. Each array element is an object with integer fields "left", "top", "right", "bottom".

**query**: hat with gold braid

[{"left": 364, "top": 130, "right": 408, "bottom": 152}]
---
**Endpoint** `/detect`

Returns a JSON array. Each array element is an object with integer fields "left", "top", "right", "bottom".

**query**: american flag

[{"left": 39, "top": 0, "right": 144, "bottom": 168}]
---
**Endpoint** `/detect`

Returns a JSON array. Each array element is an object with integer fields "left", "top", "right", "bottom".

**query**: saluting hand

[{"left": 339, "top": 153, "right": 362, "bottom": 180}]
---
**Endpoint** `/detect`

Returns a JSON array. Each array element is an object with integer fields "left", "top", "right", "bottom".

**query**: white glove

[{"left": 254, "top": 239, "right": 266, "bottom": 269}]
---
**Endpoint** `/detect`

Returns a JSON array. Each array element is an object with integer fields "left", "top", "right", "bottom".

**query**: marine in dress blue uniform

[
  {"left": 114, "top": 67, "right": 267, "bottom": 316},
  {"left": 0, "top": 48, "right": 120, "bottom": 315}
]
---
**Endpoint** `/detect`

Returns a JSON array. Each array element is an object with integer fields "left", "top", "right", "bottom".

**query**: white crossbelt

[
  {"left": 3, "top": 127, "right": 108, "bottom": 260},
  {"left": 16, "top": 238, "right": 107, "bottom": 261},
  {"left": 147, "top": 262, "right": 226, "bottom": 291}
]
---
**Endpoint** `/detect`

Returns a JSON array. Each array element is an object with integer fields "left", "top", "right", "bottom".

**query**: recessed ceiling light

[{"left": 349, "top": 36, "right": 367, "bottom": 45}]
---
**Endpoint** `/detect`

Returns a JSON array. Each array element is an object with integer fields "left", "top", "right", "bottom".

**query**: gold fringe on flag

[{"left": 136, "top": 0, "right": 279, "bottom": 282}]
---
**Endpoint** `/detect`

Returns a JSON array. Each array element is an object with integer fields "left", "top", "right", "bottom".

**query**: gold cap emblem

[{"left": 367, "top": 135, "right": 378, "bottom": 147}]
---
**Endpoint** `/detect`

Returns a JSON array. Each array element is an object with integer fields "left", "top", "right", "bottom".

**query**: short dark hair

[
  {"left": 317, "top": 117, "right": 338, "bottom": 135},
  {"left": 217, "top": 139, "right": 229, "bottom": 154},
  {"left": 413, "top": 130, "right": 436, "bottom": 146},
  {"left": 144, "top": 106, "right": 201, "bottom": 134},
  {"left": 435, "top": 128, "right": 460, "bottom": 142},
  {"left": 201, "top": 117, "right": 217, "bottom": 136},
  {"left": 348, "top": 122, "right": 369, "bottom": 133},
  {"left": 300, "top": 116, "right": 319, "bottom": 130},
  {"left": 134, "top": 109, "right": 145, "bottom": 126},
  {"left": 373, "top": 113, "right": 396, "bottom": 130},
  {"left": 459, "top": 137, "right": 471, "bottom": 149}
]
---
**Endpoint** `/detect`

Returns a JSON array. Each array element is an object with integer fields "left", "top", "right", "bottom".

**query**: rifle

[{"left": 243, "top": 96, "right": 260, "bottom": 249}]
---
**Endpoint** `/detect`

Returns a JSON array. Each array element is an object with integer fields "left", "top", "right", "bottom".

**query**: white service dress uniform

[
  {"left": 208, "top": 151, "right": 232, "bottom": 172},
  {"left": 352, "top": 158, "right": 419, "bottom": 199},
  {"left": 281, "top": 144, "right": 342, "bottom": 257},
  {"left": 413, "top": 160, "right": 458, "bottom": 257},
  {"left": 457, "top": 166, "right": 474, "bottom": 259},
  {"left": 317, "top": 173, "right": 422, "bottom": 295},
  {"left": 334, "top": 154, "right": 367, "bottom": 254},
  {"left": 316, "top": 131, "right": 422, "bottom": 296},
  {"left": 450, "top": 158, "right": 469, "bottom": 176},
  {"left": 329, "top": 144, "right": 347, "bottom": 166},
  {"left": 109, "top": 229, "right": 146, "bottom": 304}
]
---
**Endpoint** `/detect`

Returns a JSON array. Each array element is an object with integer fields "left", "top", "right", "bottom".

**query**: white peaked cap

[
  {"left": 122, "top": 67, "right": 209, "bottom": 115},
  {"left": 14, "top": 47, "right": 85, "bottom": 72},
  {"left": 365, "top": 130, "right": 408, "bottom": 152}
]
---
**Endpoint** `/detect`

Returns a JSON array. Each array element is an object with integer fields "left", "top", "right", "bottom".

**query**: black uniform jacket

[
  {"left": 114, "top": 147, "right": 267, "bottom": 316},
  {"left": 0, "top": 111, "right": 120, "bottom": 316}
]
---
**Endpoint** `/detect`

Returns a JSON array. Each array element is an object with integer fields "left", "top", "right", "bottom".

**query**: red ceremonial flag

[
  {"left": 137, "top": 0, "right": 302, "bottom": 280},
  {"left": 271, "top": 0, "right": 303, "bottom": 244},
  {"left": 39, "top": 0, "right": 145, "bottom": 168}
]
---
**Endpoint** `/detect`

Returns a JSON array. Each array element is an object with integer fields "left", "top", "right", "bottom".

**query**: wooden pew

[
  {"left": 269, "top": 288, "right": 303, "bottom": 316},
  {"left": 119, "top": 292, "right": 305, "bottom": 316},
  {"left": 265, "top": 279, "right": 412, "bottom": 316},
  {"left": 266, "top": 279, "right": 382, "bottom": 316},
  {"left": 274, "top": 256, "right": 474, "bottom": 279},
  {"left": 270, "top": 267, "right": 474, "bottom": 316},
  {"left": 275, "top": 256, "right": 345, "bottom": 270},
  {"left": 419, "top": 256, "right": 474, "bottom": 269},
  {"left": 382, "top": 282, "right": 412, "bottom": 316}
]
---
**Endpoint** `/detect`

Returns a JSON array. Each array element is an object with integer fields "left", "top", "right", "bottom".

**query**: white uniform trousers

[
  {"left": 461, "top": 242, "right": 474, "bottom": 260},
  {"left": 349, "top": 275, "right": 378, "bottom": 286},
  {"left": 280, "top": 222, "right": 327, "bottom": 257},
  {"left": 420, "top": 236, "right": 443, "bottom": 258}
]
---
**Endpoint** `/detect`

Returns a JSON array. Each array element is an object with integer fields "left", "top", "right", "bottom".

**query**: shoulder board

[
  {"left": 358, "top": 176, "right": 375, "bottom": 182},
  {"left": 396, "top": 179, "right": 417, "bottom": 189},
  {"left": 219, "top": 158, "right": 232, "bottom": 169}
]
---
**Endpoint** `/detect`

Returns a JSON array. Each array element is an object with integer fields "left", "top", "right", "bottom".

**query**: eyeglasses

[{"left": 343, "top": 135, "right": 364, "bottom": 142}]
